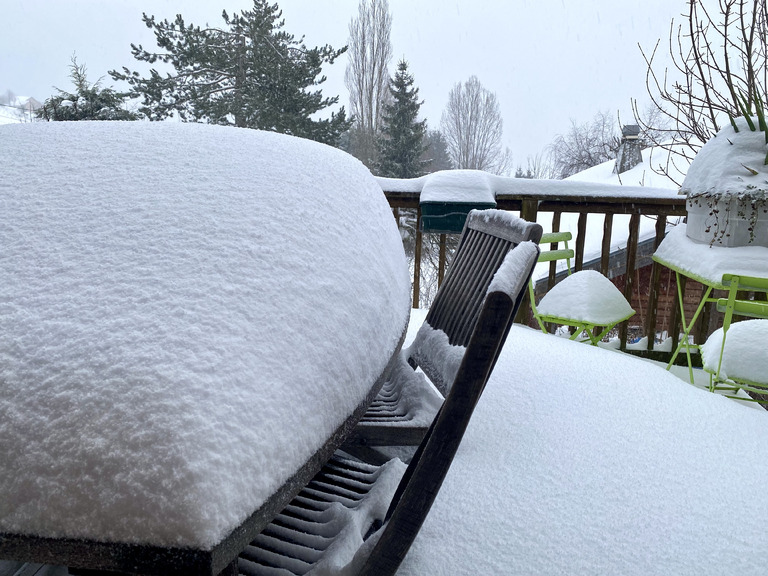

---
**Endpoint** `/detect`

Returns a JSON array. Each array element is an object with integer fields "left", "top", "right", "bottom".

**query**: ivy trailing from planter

[{"left": 688, "top": 186, "right": 768, "bottom": 246}]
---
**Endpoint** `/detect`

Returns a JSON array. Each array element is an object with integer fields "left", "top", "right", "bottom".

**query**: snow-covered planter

[
  {"left": 419, "top": 170, "right": 497, "bottom": 233},
  {"left": 683, "top": 115, "right": 768, "bottom": 247}
]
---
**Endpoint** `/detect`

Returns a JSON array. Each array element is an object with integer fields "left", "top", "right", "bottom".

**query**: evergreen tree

[
  {"left": 110, "top": 1, "right": 351, "bottom": 145},
  {"left": 421, "top": 129, "right": 453, "bottom": 172},
  {"left": 38, "top": 56, "right": 140, "bottom": 121},
  {"left": 377, "top": 60, "right": 428, "bottom": 178}
]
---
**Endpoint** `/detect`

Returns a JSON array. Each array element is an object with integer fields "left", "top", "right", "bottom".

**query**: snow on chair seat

[
  {"left": 702, "top": 320, "right": 768, "bottom": 395},
  {"left": 701, "top": 273, "right": 768, "bottom": 402}
]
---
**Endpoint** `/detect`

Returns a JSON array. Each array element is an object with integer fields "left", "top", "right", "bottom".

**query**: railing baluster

[
  {"left": 619, "top": 214, "right": 641, "bottom": 351},
  {"left": 438, "top": 234, "right": 447, "bottom": 286},
  {"left": 601, "top": 214, "right": 613, "bottom": 276},
  {"left": 575, "top": 213, "right": 587, "bottom": 271},
  {"left": 644, "top": 216, "right": 667, "bottom": 351},
  {"left": 548, "top": 211, "right": 562, "bottom": 290},
  {"left": 515, "top": 198, "right": 540, "bottom": 324},
  {"left": 413, "top": 207, "right": 422, "bottom": 309}
]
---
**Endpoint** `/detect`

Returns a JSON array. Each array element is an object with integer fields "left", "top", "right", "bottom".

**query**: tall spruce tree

[
  {"left": 377, "top": 60, "right": 428, "bottom": 178},
  {"left": 110, "top": 1, "right": 351, "bottom": 145}
]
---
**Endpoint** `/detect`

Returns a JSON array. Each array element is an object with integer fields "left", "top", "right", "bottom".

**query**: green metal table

[{"left": 653, "top": 225, "right": 768, "bottom": 383}]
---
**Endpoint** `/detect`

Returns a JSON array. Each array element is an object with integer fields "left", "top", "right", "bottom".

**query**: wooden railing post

[
  {"left": 669, "top": 273, "right": 685, "bottom": 358},
  {"left": 600, "top": 214, "right": 613, "bottom": 276},
  {"left": 516, "top": 199, "right": 540, "bottom": 324},
  {"left": 644, "top": 216, "right": 667, "bottom": 350},
  {"left": 413, "top": 207, "right": 422, "bottom": 309},
  {"left": 547, "top": 211, "right": 563, "bottom": 291},
  {"left": 520, "top": 198, "right": 539, "bottom": 224},
  {"left": 575, "top": 213, "right": 588, "bottom": 271}
]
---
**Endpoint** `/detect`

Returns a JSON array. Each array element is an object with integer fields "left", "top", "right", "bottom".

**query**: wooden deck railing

[{"left": 383, "top": 182, "right": 696, "bottom": 363}]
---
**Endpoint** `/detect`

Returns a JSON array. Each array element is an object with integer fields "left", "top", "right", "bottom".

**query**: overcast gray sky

[{"left": 1, "top": 0, "right": 686, "bottom": 164}]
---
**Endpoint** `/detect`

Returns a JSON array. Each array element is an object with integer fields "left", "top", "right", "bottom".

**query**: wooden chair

[
  {"left": 238, "top": 218, "right": 542, "bottom": 576},
  {"left": 528, "top": 231, "right": 635, "bottom": 345},
  {"left": 701, "top": 273, "right": 768, "bottom": 401},
  {"left": 345, "top": 210, "right": 543, "bottom": 453}
]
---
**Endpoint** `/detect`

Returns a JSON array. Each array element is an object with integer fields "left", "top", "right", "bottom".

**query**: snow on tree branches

[{"left": 110, "top": 1, "right": 351, "bottom": 145}]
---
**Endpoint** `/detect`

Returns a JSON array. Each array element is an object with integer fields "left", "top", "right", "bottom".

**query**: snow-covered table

[
  {"left": 0, "top": 122, "right": 411, "bottom": 575},
  {"left": 652, "top": 224, "right": 768, "bottom": 382}
]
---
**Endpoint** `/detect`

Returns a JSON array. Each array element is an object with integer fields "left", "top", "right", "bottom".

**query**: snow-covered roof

[
  {"left": 0, "top": 121, "right": 410, "bottom": 549},
  {"left": 567, "top": 143, "right": 688, "bottom": 191},
  {"left": 0, "top": 96, "right": 41, "bottom": 125}
]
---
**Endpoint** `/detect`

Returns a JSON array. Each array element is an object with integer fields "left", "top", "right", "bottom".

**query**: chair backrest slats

[
  {"left": 410, "top": 211, "right": 542, "bottom": 395},
  {"left": 718, "top": 274, "right": 768, "bottom": 321},
  {"left": 426, "top": 230, "right": 512, "bottom": 347},
  {"left": 427, "top": 228, "right": 489, "bottom": 339},
  {"left": 454, "top": 235, "right": 510, "bottom": 346},
  {"left": 722, "top": 273, "right": 768, "bottom": 292}
]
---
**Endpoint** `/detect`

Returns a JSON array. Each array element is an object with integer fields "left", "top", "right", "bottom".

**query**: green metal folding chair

[
  {"left": 528, "top": 231, "right": 635, "bottom": 345},
  {"left": 701, "top": 273, "right": 768, "bottom": 401}
]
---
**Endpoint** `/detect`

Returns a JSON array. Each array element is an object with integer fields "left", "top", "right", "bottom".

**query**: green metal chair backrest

[
  {"left": 716, "top": 274, "right": 768, "bottom": 322},
  {"left": 536, "top": 231, "right": 574, "bottom": 274},
  {"left": 528, "top": 231, "right": 575, "bottom": 328}
]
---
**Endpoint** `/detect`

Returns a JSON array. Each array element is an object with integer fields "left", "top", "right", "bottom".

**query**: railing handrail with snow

[{"left": 380, "top": 172, "right": 691, "bottom": 361}]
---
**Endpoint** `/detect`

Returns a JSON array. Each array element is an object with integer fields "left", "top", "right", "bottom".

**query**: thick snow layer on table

[
  {"left": 702, "top": 320, "right": 768, "bottom": 383},
  {"left": 653, "top": 224, "right": 768, "bottom": 286},
  {"left": 419, "top": 170, "right": 496, "bottom": 204},
  {"left": 536, "top": 269, "right": 634, "bottom": 325},
  {"left": 397, "top": 324, "right": 768, "bottom": 575},
  {"left": 682, "top": 116, "right": 768, "bottom": 197},
  {"left": 0, "top": 122, "right": 410, "bottom": 549}
]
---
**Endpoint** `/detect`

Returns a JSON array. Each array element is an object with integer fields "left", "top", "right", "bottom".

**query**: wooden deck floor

[{"left": 0, "top": 561, "right": 68, "bottom": 576}]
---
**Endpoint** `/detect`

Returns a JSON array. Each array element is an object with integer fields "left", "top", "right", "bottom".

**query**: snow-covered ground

[
  {"left": 0, "top": 121, "right": 411, "bottom": 549},
  {"left": 395, "top": 311, "right": 768, "bottom": 576},
  {"left": 0, "top": 95, "right": 39, "bottom": 124}
]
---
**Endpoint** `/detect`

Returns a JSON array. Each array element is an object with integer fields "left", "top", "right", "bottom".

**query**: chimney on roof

[{"left": 613, "top": 124, "right": 643, "bottom": 175}]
